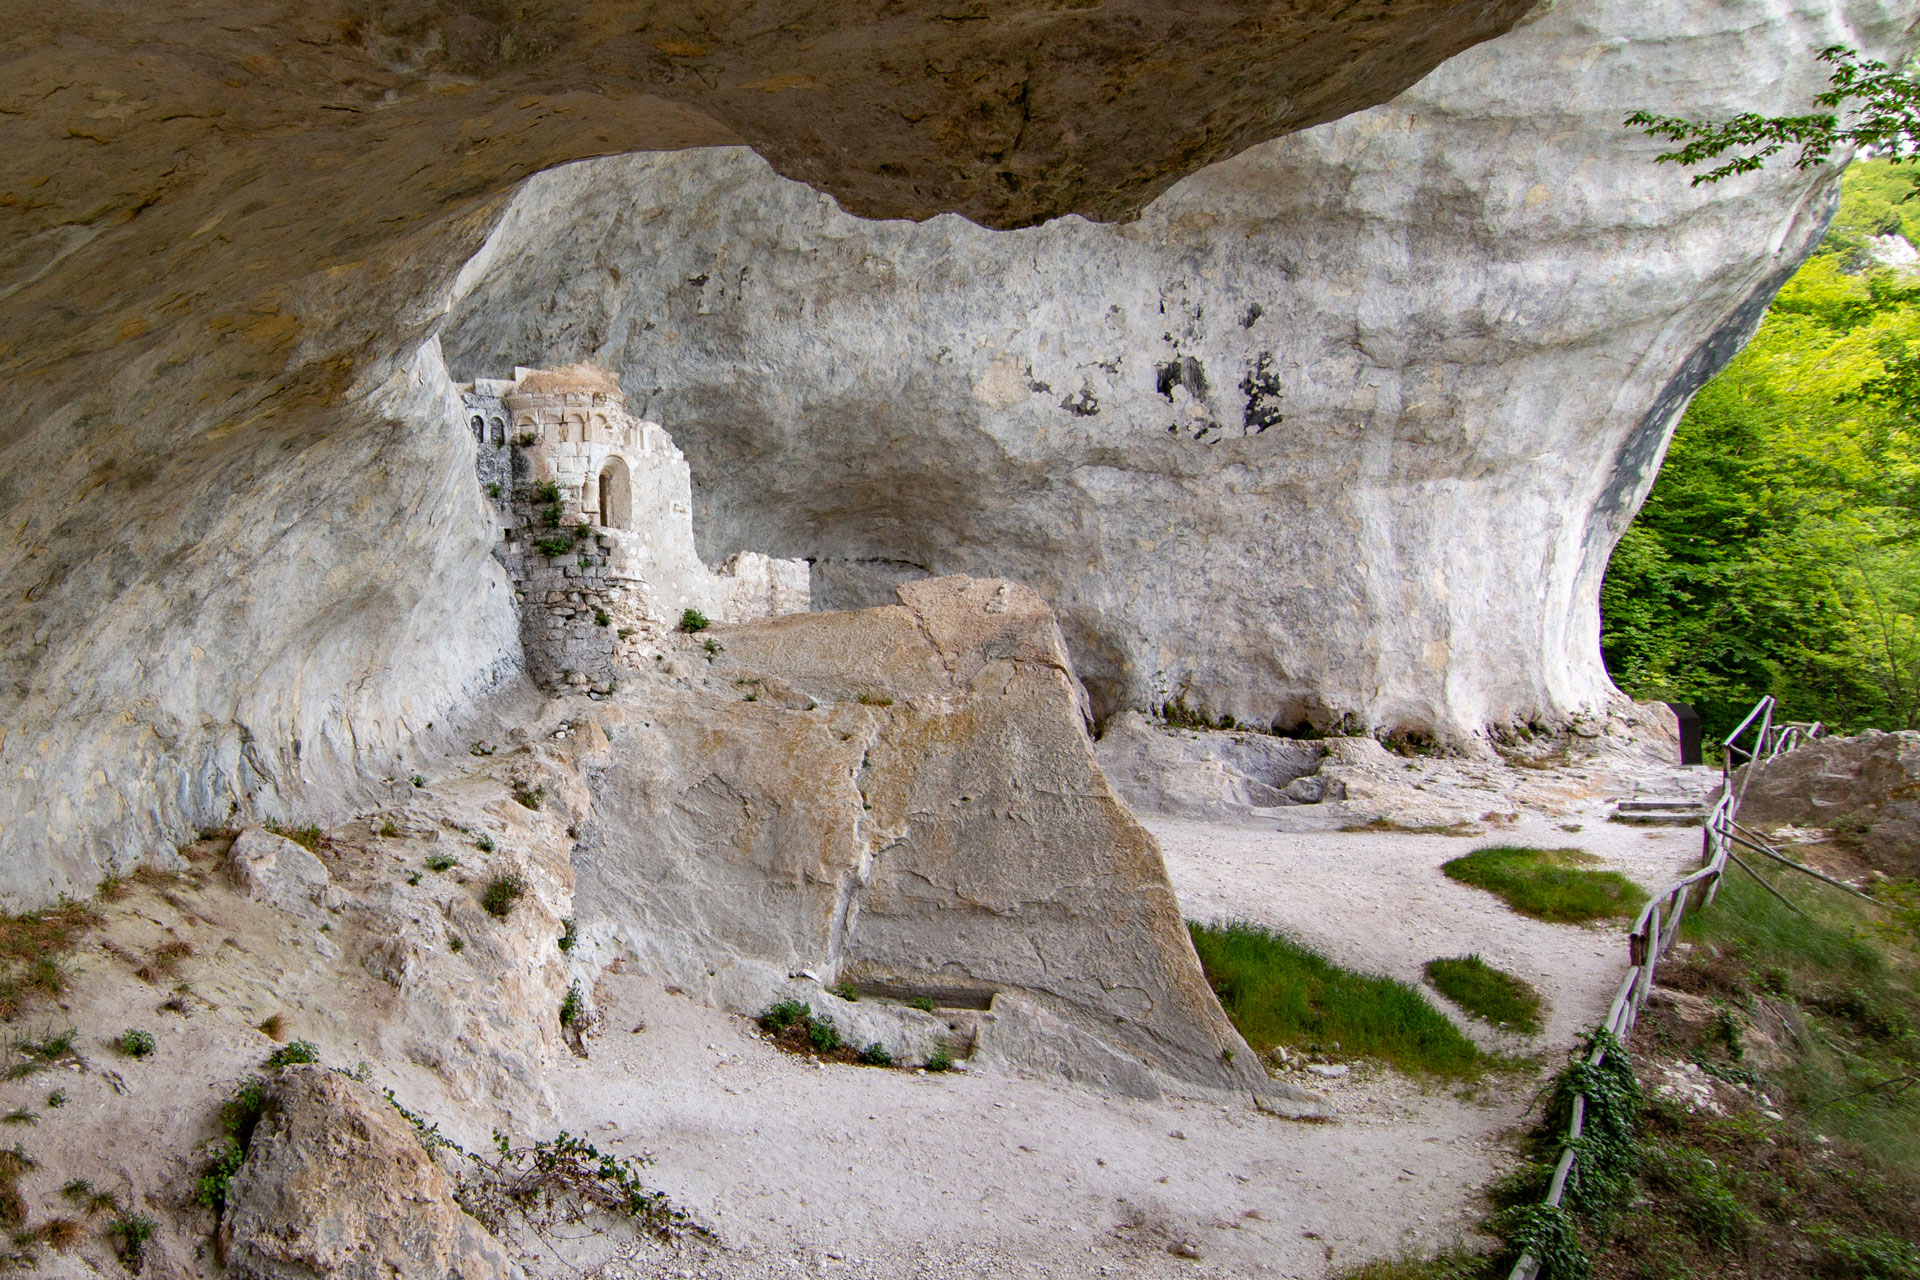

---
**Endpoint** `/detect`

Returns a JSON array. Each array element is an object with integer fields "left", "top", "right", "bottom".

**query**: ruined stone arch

[
  {"left": 470, "top": 415, "right": 485, "bottom": 443},
  {"left": 489, "top": 417, "right": 505, "bottom": 446},
  {"left": 598, "top": 456, "right": 632, "bottom": 531}
]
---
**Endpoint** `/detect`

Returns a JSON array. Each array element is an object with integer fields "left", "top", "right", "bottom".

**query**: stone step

[
  {"left": 1610, "top": 797, "right": 1706, "bottom": 827},
  {"left": 1615, "top": 799, "right": 1705, "bottom": 812}
]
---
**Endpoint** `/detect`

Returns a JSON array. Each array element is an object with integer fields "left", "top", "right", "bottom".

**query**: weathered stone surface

[
  {"left": 228, "top": 828, "right": 336, "bottom": 912},
  {"left": 1736, "top": 731, "right": 1920, "bottom": 877},
  {"left": 572, "top": 576, "right": 1268, "bottom": 1097},
  {"left": 1095, "top": 711, "right": 1331, "bottom": 824},
  {"left": 222, "top": 1066, "right": 518, "bottom": 1280},
  {"left": 441, "top": 0, "right": 1912, "bottom": 743}
]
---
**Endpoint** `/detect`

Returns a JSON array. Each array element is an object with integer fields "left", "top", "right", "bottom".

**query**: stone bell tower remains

[{"left": 460, "top": 363, "right": 809, "bottom": 692}]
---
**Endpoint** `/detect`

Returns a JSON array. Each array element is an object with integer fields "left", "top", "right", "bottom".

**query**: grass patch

[
  {"left": 1442, "top": 846, "right": 1648, "bottom": 923},
  {"left": 1189, "top": 920, "right": 1483, "bottom": 1077},
  {"left": 0, "top": 900, "right": 99, "bottom": 1021},
  {"left": 1424, "top": 955, "right": 1545, "bottom": 1034}
]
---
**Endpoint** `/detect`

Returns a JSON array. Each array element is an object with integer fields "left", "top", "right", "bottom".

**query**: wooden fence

[{"left": 1507, "top": 695, "right": 1821, "bottom": 1280}]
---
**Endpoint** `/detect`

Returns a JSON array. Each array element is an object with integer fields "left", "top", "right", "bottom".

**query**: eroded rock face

[
  {"left": 570, "top": 576, "right": 1272, "bottom": 1098},
  {"left": 1737, "top": 731, "right": 1920, "bottom": 877},
  {"left": 0, "top": 0, "right": 1534, "bottom": 903},
  {"left": 442, "top": 0, "right": 1913, "bottom": 741},
  {"left": 222, "top": 1066, "right": 518, "bottom": 1280}
]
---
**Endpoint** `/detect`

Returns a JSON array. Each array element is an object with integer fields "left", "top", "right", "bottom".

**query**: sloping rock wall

[{"left": 442, "top": 0, "right": 1915, "bottom": 741}]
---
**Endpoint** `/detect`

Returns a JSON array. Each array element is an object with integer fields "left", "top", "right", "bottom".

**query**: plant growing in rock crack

[
  {"left": 594, "top": 608, "right": 611, "bottom": 627},
  {"left": 857, "top": 1043, "right": 894, "bottom": 1067},
  {"left": 559, "top": 983, "right": 585, "bottom": 1028},
  {"left": 482, "top": 873, "right": 527, "bottom": 919},
  {"left": 924, "top": 1045, "right": 955, "bottom": 1072},
  {"left": 473, "top": 834, "right": 495, "bottom": 854},
  {"left": 557, "top": 918, "right": 577, "bottom": 953},
  {"left": 456, "top": 1130, "right": 703, "bottom": 1243},
  {"left": 426, "top": 852, "right": 459, "bottom": 872},
  {"left": 511, "top": 780, "right": 544, "bottom": 810},
  {"left": 534, "top": 534, "right": 575, "bottom": 558},
  {"left": 831, "top": 981, "right": 859, "bottom": 1002},
  {"left": 3, "top": 1026, "right": 76, "bottom": 1080},
  {"left": 679, "top": 608, "right": 709, "bottom": 633},
  {"left": 200, "top": 1077, "right": 268, "bottom": 1210}
]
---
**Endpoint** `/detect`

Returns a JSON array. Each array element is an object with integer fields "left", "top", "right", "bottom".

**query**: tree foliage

[
  {"left": 1602, "top": 160, "right": 1920, "bottom": 739},
  {"left": 1628, "top": 46, "right": 1920, "bottom": 186}
]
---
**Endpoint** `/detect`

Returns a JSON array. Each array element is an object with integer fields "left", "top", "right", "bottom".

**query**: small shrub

[
  {"left": 857, "top": 1042, "right": 895, "bottom": 1067},
  {"left": 410, "top": 774, "right": 426, "bottom": 789},
  {"left": 287, "top": 825, "right": 323, "bottom": 852},
  {"left": 531, "top": 480, "right": 562, "bottom": 504},
  {"left": 911, "top": 996, "right": 935, "bottom": 1013},
  {"left": 534, "top": 534, "right": 575, "bottom": 558},
  {"left": 759, "top": 1000, "right": 811, "bottom": 1033},
  {"left": 512, "top": 780, "right": 544, "bottom": 810},
  {"left": 474, "top": 834, "right": 495, "bottom": 854},
  {"left": 558, "top": 918, "right": 577, "bottom": 953},
  {"left": 925, "top": 1045, "right": 955, "bottom": 1072},
  {"left": 115, "top": 1029, "right": 156, "bottom": 1059},
  {"left": 377, "top": 820, "right": 400, "bottom": 838},
  {"left": 45, "top": 1090, "right": 65, "bottom": 1109},
  {"left": 515, "top": 431, "right": 539, "bottom": 448},
  {"left": 805, "top": 1016, "right": 841, "bottom": 1053},
  {"left": 559, "top": 983, "right": 585, "bottom": 1028},
  {"left": 703, "top": 637, "right": 721, "bottom": 660},
  {"left": 407, "top": 871, "right": 422, "bottom": 886},
  {"left": 481, "top": 873, "right": 527, "bottom": 919},
  {"left": 594, "top": 608, "right": 611, "bottom": 627},
  {"left": 256, "top": 1013, "right": 286, "bottom": 1040},
  {"left": 680, "top": 608, "right": 710, "bottom": 633},
  {"left": 264, "top": 1039, "right": 319, "bottom": 1069},
  {"left": 485, "top": 481, "right": 502, "bottom": 499},
  {"left": 449, "top": 935, "right": 464, "bottom": 953},
  {"left": 831, "top": 980, "right": 859, "bottom": 1002},
  {"left": 426, "top": 852, "right": 459, "bottom": 872},
  {"left": 469, "top": 741, "right": 495, "bottom": 757}
]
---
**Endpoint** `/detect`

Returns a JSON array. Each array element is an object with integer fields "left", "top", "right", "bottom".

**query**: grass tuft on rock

[
  {"left": 1442, "top": 845, "right": 1648, "bottom": 923},
  {"left": 1423, "top": 954, "right": 1545, "bottom": 1034},
  {"left": 1189, "top": 920, "right": 1482, "bottom": 1077}
]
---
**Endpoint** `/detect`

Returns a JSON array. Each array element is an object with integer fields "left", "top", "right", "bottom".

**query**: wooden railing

[{"left": 1507, "top": 695, "right": 1819, "bottom": 1280}]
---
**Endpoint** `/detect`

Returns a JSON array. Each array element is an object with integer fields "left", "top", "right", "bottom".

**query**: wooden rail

[{"left": 1506, "top": 696, "right": 1816, "bottom": 1280}]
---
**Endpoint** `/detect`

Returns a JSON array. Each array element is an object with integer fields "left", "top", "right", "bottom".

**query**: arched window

[
  {"left": 490, "top": 417, "right": 505, "bottom": 446},
  {"left": 598, "top": 456, "right": 632, "bottom": 531},
  {"left": 470, "top": 415, "right": 485, "bottom": 443}
]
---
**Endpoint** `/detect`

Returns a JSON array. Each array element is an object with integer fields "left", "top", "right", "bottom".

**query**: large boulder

[
  {"left": 571, "top": 576, "right": 1287, "bottom": 1101},
  {"left": 221, "top": 1066, "right": 518, "bottom": 1280},
  {"left": 1736, "top": 731, "right": 1920, "bottom": 877}
]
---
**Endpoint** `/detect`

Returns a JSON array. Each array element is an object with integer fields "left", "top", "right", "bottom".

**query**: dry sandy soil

[{"left": 7, "top": 752, "right": 1721, "bottom": 1280}]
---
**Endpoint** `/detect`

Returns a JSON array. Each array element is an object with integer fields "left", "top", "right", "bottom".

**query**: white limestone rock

[
  {"left": 228, "top": 828, "right": 337, "bottom": 913},
  {"left": 442, "top": 0, "right": 1912, "bottom": 747}
]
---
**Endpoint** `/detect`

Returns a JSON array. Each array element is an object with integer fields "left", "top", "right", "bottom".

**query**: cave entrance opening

[{"left": 599, "top": 456, "right": 632, "bottom": 530}]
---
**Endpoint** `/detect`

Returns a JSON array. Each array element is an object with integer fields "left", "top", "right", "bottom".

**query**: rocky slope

[{"left": 443, "top": 0, "right": 1914, "bottom": 742}]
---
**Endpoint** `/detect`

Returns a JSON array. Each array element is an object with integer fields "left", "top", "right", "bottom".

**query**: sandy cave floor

[{"left": 520, "top": 761, "right": 1722, "bottom": 1280}]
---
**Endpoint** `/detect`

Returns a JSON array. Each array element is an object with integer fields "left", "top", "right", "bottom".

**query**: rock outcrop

[
  {"left": 1095, "top": 712, "right": 1335, "bottom": 824},
  {"left": 1736, "top": 730, "right": 1920, "bottom": 877},
  {"left": 442, "top": 0, "right": 1913, "bottom": 742},
  {"left": 566, "top": 575, "right": 1304, "bottom": 1101},
  {"left": 222, "top": 1066, "right": 518, "bottom": 1280}
]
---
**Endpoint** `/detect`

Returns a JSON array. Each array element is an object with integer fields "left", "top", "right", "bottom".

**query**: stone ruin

[{"left": 459, "top": 363, "right": 809, "bottom": 692}]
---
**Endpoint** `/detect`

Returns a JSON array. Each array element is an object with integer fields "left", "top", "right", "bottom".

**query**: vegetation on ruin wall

[{"left": 1602, "top": 158, "right": 1920, "bottom": 741}]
